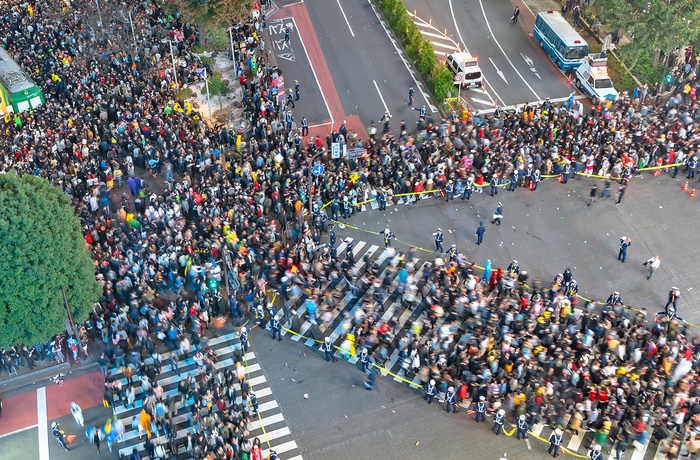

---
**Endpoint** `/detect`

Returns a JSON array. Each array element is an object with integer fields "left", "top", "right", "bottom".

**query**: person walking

[
  {"left": 644, "top": 255, "right": 661, "bottom": 279},
  {"left": 52, "top": 422, "right": 70, "bottom": 451},
  {"left": 70, "top": 402, "right": 84, "bottom": 427},
  {"left": 359, "top": 348, "right": 372, "bottom": 374},
  {"left": 240, "top": 326, "right": 249, "bottom": 353},
  {"left": 618, "top": 236, "right": 631, "bottom": 262},
  {"left": 475, "top": 221, "right": 486, "bottom": 245},
  {"left": 588, "top": 184, "right": 597, "bottom": 206},
  {"left": 491, "top": 202, "right": 503, "bottom": 226},
  {"left": 294, "top": 80, "right": 300, "bottom": 100},
  {"left": 511, "top": 5, "right": 520, "bottom": 23},
  {"left": 616, "top": 184, "right": 627, "bottom": 204},
  {"left": 434, "top": 228, "right": 444, "bottom": 252},
  {"left": 408, "top": 85, "right": 415, "bottom": 106},
  {"left": 322, "top": 337, "right": 336, "bottom": 362},
  {"left": 664, "top": 287, "right": 680, "bottom": 312},
  {"left": 380, "top": 228, "right": 395, "bottom": 248}
]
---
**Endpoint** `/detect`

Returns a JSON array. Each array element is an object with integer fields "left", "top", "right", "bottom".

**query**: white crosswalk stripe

[
  {"left": 109, "top": 332, "right": 303, "bottom": 459},
  {"left": 270, "top": 238, "right": 661, "bottom": 460}
]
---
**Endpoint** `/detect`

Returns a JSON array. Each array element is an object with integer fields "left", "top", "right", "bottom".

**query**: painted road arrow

[
  {"left": 520, "top": 53, "right": 541, "bottom": 80},
  {"left": 489, "top": 58, "right": 508, "bottom": 84}
]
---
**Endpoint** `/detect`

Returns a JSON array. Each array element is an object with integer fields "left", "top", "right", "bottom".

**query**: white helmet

[
  {"left": 325, "top": 337, "right": 331, "bottom": 343},
  {"left": 555, "top": 428, "right": 562, "bottom": 435},
  {"left": 274, "top": 315, "right": 279, "bottom": 321},
  {"left": 430, "top": 379, "right": 435, "bottom": 385},
  {"left": 51, "top": 422, "right": 58, "bottom": 429},
  {"left": 241, "top": 326, "right": 247, "bottom": 333},
  {"left": 479, "top": 396, "right": 485, "bottom": 401},
  {"left": 498, "top": 409, "right": 506, "bottom": 416},
  {"left": 448, "top": 386, "right": 454, "bottom": 392},
  {"left": 362, "top": 348, "right": 367, "bottom": 354},
  {"left": 520, "top": 414, "right": 526, "bottom": 421}
]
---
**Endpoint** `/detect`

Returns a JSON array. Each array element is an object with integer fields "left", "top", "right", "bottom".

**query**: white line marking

[
  {"left": 37, "top": 387, "right": 49, "bottom": 460},
  {"left": 373, "top": 80, "right": 389, "bottom": 113},
  {"left": 489, "top": 57, "right": 508, "bottom": 84},
  {"left": 448, "top": 0, "right": 500, "bottom": 106},
  {"left": 476, "top": 94, "right": 586, "bottom": 114},
  {"left": 0, "top": 424, "right": 39, "bottom": 439},
  {"left": 336, "top": 0, "right": 355, "bottom": 37},
  {"left": 308, "top": 121, "right": 334, "bottom": 128},
  {"left": 290, "top": 17, "right": 334, "bottom": 123},
  {"left": 477, "top": 0, "right": 540, "bottom": 99},
  {"left": 368, "top": 0, "right": 437, "bottom": 112}
]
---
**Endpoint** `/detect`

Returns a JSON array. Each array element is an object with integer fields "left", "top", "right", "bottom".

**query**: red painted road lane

[
  {"left": 0, "top": 391, "right": 37, "bottom": 436},
  {"left": 46, "top": 370, "right": 106, "bottom": 420},
  {"left": 274, "top": 2, "right": 368, "bottom": 143}
]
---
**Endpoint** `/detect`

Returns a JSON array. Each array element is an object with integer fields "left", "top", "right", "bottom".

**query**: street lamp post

[
  {"left": 95, "top": 0, "right": 103, "bottom": 28},
  {"left": 228, "top": 26, "right": 237, "bottom": 71},
  {"left": 168, "top": 39, "right": 179, "bottom": 92},
  {"left": 128, "top": 11, "right": 138, "bottom": 52},
  {"left": 204, "top": 68, "right": 212, "bottom": 122}
]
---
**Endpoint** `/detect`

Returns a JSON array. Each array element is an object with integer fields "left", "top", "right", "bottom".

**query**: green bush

[
  {"left": 405, "top": 25, "right": 422, "bottom": 59},
  {"left": 428, "top": 64, "right": 455, "bottom": 101},
  {"left": 176, "top": 87, "right": 194, "bottom": 99},
  {"left": 395, "top": 11, "right": 412, "bottom": 42},
  {"left": 416, "top": 41, "right": 436, "bottom": 75}
]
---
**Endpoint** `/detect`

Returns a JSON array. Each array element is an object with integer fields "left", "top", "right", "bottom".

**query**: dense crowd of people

[{"left": 2, "top": 0, "right": 700, "bottom": 458}]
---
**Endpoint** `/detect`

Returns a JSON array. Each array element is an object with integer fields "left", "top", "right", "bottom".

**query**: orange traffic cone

[
  {"left": 66, "top": 434, "right": 76, "bottom": 444},
  {"left": 567, "top": 73, "right": 572, "bottom": 83},
  {"left": 690, "top": 188, "right": 696, "bottom": 198},
  {"left": 682, "top": 180, "right": 689, "bottom": 191},
  {"left": 653, "top": 169, "right": 661, "bottom": 177}
]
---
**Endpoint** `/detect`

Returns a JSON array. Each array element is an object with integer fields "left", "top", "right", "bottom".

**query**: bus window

[{"left": 565, "top": 46, "right": 588, "bottom": 60}]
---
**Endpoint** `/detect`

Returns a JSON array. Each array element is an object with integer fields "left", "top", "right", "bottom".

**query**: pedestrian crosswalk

[
  {"left": 109, "top": 332, "right": 303, "bottom": 460},
  {"left": 272, "top": 237, "right": 663, "bottom": 460},
  {"left": 409, "top": 12, "right": 459, "bottom": 58}
]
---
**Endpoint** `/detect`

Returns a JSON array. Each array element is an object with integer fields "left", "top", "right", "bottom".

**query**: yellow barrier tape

[{"left": 503, "top": 426, "right": 517, "bottom": 436}]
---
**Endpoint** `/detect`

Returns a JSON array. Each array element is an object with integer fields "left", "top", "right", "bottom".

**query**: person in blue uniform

[
  {"left": 434, "top": 228, "right": 444, "bottom": 252},
  {"left": 475, "top": 396, "right": 487, "bottom": 422},
  {"left": 618, "top": 236, "right": 631, "bottom": 262},
  {"left": 250, "top": 390, "right": 259, "bottom": 416},
  {"left": 240, "top": 326, "right": 249, "bottom": 353},
  {"left": 322, "top": 337, "right": 336, "bottom": 362},
  {"left": 462, "top": 176, "right": 474, "bottom": 200},
  {"left": 490, "top": 174, "right": 499, "bottom": 196},
  {"left": 493, "top": 409, "right": 505, "bottom": 435},
  {"left": 378, "top": 189, "right": 387, "bottom": 211},
  {"left": 516, "top": 414, "right": 529, "bottom": 439},
  {"left": 443, "top": 180, "right": 454, "bottom": 201},
  {"left": 359, "top": 348, "right": 372, "bottom": 373},
  {"left": 380, "top": 228, "right": 394, "bottom": 248},
  {"left": 445, "top": 386, "right": 458, "bottom": 413},
  {"left": 548, "top": 428, "right": 563, "bottom": 457},
  {"left": 491, "top": 202, "right": 503, "bottom": 226},
  {"left": 294, "top": 80, "right": 300, "bottom": 100},
  {"left": 476, "top": 222, "right": 486, "bottom": 245},
  {"left": 271, "top": 315, "right": 282, "bottom": 341},
  {"left": 424, "top": 379, "right": 437, "bottom": 404}
]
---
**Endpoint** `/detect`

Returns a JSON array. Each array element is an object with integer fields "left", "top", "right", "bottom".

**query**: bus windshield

[{"left": 565, "top": 46, "right": 589, "bottom": 60}]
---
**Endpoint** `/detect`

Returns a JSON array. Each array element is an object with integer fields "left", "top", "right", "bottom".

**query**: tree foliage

[
  {"left": 0, "top": 173, "right": 101, "bottom": 347},
  {"left": 596, "top": 0, "right": 700, "bottom": 70}
]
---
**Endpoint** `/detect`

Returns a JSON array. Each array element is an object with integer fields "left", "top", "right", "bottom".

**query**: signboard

[
  {"left": 454, "top": 73, "right": 464, "bottom": 82},
  {"left": 331, "top": 142, "right": 341, "bottom": 159},
  {"left": 312, "top": 164, "right": 325, "bottom": 176},
  {"left": 346, "top": 147, "right": 367, "bottom": 160},
  {"left": 445, "top": 97, "right": 459, "bottom": 102}
]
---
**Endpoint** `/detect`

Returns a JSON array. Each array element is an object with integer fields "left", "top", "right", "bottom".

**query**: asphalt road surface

[
  {"left": 331, "top": 171, "right": 700, "bottom": 327},
  {"left": 403, "top": 0, "right": 575, "bottom": 110}
]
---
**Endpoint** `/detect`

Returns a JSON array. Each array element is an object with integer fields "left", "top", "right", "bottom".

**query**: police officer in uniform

[
  {"left": 286, "top": 88, "right": 295, "bottom": 109},
  {"left": 475, "top": 395, "right": 487, "bottom": 422},
  {"left": 408, "top": 85, "right": 415, "bottom": 105},
  {"left": 516, "top": 414, "right": 529, "bottom": 439},
  {"left": 618, "top": 236, "right": 631, "bottom": 262},
  {"left": 271, "top": 315, "right": 282, "bottom": 341},
  {"left": 285, "top": 111, "right": 294, "bottom": 131},
  {"left": 294, "top": 80, "right": 300, "bottom": 100},
  {"left": 462, "top": 176, "right": 475, "bottom": 200},
  {"left": 378, "top": 189, "right": 387, "bottom": 211},
  {"left": 301, "top": 116, "right": 309, "bottom": 137},
  {"left": 589, "top": 446, "right": 603, "bottom": 460},
  {"left": 330, "top": 199, "right": 340, "bottom": 220},
  {"left": 52, "top": 422, "right": 70, "bottom": 451},
  {"left": 548, "top": 428, "right": 563, "bottom": 457},
  {"left": 380, "top": 228, "right": 394, "bottom": 248},
  {"left": 445, "top": 244, "right": 457, "bottom": 262},
  {"left": 445, "top": 387, "right": 458, "bottom": 413},
  {"left": 433, "top": 228, "right": 444, "bottom": 252},
  {"left": 423, "top": 379, "right": 437, "bottom": 404},
  {"left": 319, "top": 209, "right": 328, "bottom": 233},
  {"left": 322, "top": 337, "right": 336, "bottom": 362},
  {"left": 490, "top": 173, "right": 499, "bottom": 196},
  {"left": 493, "top": 409, "right": 505, "bottom": 435},
  {"left": 240, "top": 326, "right": 249, "bottom": 353},
  {"left": 507, "top": 260, "right": 520, "bottom": 276},
  {"left": 475, "top": 221, "right": 486, "bottom": 245},
  {"left": 561, "top": 160, "right": 572, "bottom": 183},
  {"left": 443, "top": 180, "right": 454, "bottom": 201},
  {"left": 346, "top": 240, "right": 354, "bottom": 263},
  {"left": 329, "top": 230, "right": 337, "bottom": 248},
  {"left": 606, "top": 291, "right": 624, "bottom": 307},
  {"left": 359, "top": 348, "right": 371, "bottom": 373}
]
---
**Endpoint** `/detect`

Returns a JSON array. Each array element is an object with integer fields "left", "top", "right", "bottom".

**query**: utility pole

[
  {"left": 204, "top": 67, "right": 212, "bottom": 122},
  {"left": 168, "top": 39, "right": 179, "bottom": 92},
  {"left": 61, "top": 286, "right": 77, "bottom": 336},
  {"left": 95, "top": 0, "right": 103, "bottom": 28},
  {"left": 228, "top": 26, "right": 237, "bottom": 70}
]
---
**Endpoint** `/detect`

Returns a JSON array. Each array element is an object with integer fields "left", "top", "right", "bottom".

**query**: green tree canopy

[
  {"left": 596, "top": 0, "right": 700, "bottom": 70},
  {"left": 0, "top": 173, "right": 101, "bottom": 347}
]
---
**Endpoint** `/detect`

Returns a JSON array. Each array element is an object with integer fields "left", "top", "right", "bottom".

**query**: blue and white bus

[{"left": 533, "top": 11, "right": 589, "bottom": 71}]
